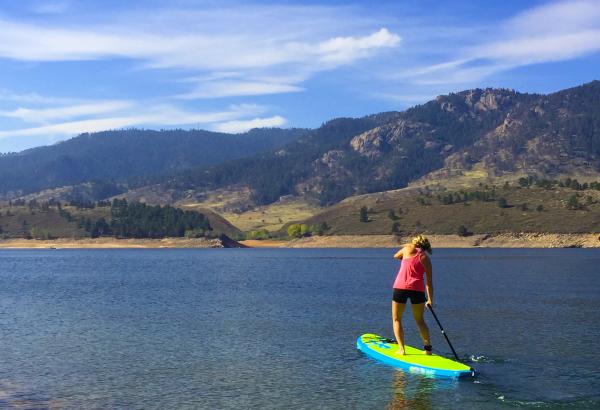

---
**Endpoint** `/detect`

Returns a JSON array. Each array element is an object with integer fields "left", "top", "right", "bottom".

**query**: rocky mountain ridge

[{"left": 3, "top": 81, "right": 599, "bottom": 211}]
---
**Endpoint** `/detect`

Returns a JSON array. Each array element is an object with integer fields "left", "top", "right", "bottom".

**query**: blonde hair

[{"left": 411, "top": 234, "right": 432, "bottom": 254}]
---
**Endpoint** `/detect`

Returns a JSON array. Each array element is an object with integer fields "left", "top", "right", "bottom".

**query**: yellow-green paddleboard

[{"left": 357, "top": 333, "right": 474, "bottom": 378}]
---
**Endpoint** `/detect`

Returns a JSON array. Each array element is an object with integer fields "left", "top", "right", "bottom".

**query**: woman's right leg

[
  {"left": 392, "top": 301, "right": 406, "bottom": 355},
  {"left": 411, "top": 302, "right": 432, "bottom": 355}
]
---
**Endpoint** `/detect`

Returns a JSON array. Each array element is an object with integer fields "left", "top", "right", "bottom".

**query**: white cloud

[
  {"left": 212, "top": 116, "right": 287, "bottom": 133},
  {"left": 507, "top": 0, "right": 600, "bottom": 35},
  {"left": 0, "top": 15, "right": 399, "bottom": 70},
  {"left": 316, "top": 28, "right": 400, "bottom": 64},
  {"left": 0, "top": 100, "right": 134, "bottom": 123},
  {"left": 0, "top": 3, "right": 401, "bottom": 99},
  {"left": 0, "top": 89, "right": 75, "bottom": 104},
  {"left": 471, "top": 30, "right": 600, "bottom": 66},
  {"left": 0, "top": 102, "right": 273, "bottom": 139},
  {"left": 0, "top": 117, "right": 144, "bottom": 139},
  {"left": 178, "top": 81, "right": 304, "bottom": 99},
  {"left": 397, "top": 0, "right": 600, "bottom": 85}
]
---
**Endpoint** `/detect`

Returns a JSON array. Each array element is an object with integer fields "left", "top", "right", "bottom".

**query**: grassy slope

[
  {"left": 4, "top": 183, "right": 600, "bottom": 239},
  {"left": 177, "top": 188, "right": 321, "bottom": 232},
  {"left": 0, "top": 203, "right": 241, "bottom": 239},
  {"left": 300, "top": 184, "right": 600, "bottom": 235},
  {"left": 0, "top": 206, "right": 88, "bottom": 239}
]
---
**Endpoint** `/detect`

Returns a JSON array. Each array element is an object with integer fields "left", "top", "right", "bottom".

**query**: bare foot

[
  {"left": 397, "top": 346, "right": 405, "bottom": 355},
  {"left": 424, "top": 350, "right": 432, "bottom": 355},
  {"left": 424, "top": 345, "right": 432, "bottom": 355}
]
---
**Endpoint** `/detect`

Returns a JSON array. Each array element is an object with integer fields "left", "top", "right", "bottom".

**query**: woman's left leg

[
  {"left": 392, "top": 301, "right": 406, "bottom": 355},
  {"left": 411, "top": 302, "right": 432, "bottom": 355}
]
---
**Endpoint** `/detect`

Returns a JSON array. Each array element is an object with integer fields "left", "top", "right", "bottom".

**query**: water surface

[{"left": 0, "top": 248, "right": 598, "bottom": 408}]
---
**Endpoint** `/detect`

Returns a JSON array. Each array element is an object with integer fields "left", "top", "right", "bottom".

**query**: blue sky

[{"left": 0, "top": 0, "right": 599, "bottom": 152}]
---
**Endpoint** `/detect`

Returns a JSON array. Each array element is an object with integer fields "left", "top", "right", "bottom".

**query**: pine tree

[{"left": 359, "top": 207, "right": 369, "bottom": 222}]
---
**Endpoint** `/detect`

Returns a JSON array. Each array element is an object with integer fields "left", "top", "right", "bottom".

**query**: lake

[{"left": 0, "top": 248, "right": 598, "bottom": 409}]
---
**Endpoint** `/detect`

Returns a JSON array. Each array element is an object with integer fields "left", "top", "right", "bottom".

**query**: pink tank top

[{"left": 393, "top": 247, "right": 426, "bottom": 292}]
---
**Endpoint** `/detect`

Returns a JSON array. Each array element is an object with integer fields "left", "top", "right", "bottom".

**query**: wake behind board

[{"left": 357, "top": 333, "right": 474, "bottom": 378}]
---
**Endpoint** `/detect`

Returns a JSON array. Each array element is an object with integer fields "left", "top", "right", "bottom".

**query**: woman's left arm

[{"left": 422, "top": 254, "right": 433, "bottom": 308}]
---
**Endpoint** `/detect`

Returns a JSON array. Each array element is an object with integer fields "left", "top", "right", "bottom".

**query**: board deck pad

[{"left": 357, "top": 333, "right": 474, "bottom": 378}]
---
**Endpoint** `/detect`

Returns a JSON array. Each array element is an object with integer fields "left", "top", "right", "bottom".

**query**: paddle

[{"left": 427, "top": 304, "right": 461, "bottom": 362}]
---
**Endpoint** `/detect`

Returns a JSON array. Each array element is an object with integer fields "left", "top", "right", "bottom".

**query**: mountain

[
  {"left": 155, "top": 81, "right": 600, "bottom": 207},
  {"left": 0, "top": 127, "right": 308, "bottom": 198},
  {"left": 427, "top": 81, "right": 600, "bottom": 179},
  {"left": 4, "top": 81, "right": 599, "bottom": 213}
]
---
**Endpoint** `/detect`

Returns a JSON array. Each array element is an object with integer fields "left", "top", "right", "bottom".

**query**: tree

[
  {"left": 387, "top": 210, "right": 398, "bottom": 220},
  {"left": 391, "top": 221, "right": 401, "bottom": 235},
  {"left": 30, "top": 226, "right": 50, "bottom": 240},
  {"left": 107, "top": 201, "right": 210, "bottom": 238},
  {"left": 287, "top": 224, "right": 302, "bottom": 238},
  {"left": 518, "top": 177, "right": 530, "bottom": 187},
  {"left": 311, "top": 222, "right": 329, "bottom": 235},
  {"left": 536, "top": 204, "right": 544, "bottom": 212},
  {"left": 91, "top": 217, "right": 111, "bottom": 238},
  {"left": 246, "top": 229, "right": 270, "bottom": 240},
  {"left": 359, "top": 206, "right": 369, "bottom": 222},
  {"left": 300, "top": 224, "right": 310, "bottom": 236},
  {"left": 457, "top": 225, "right": 471, "bottom": 237},
  {"left": 566, "top": 195, "right": 581, "bottom": 210},
  {"left": 497, "top": 197, "right": 509, "bottom": 208}
]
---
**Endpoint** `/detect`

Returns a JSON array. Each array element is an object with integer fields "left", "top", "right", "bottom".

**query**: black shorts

[{"left": 393, "top": 289, "right": 426, "bottom": 304}]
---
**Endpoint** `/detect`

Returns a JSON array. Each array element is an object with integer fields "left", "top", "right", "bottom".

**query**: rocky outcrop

[{"left": 434, "top": 83, "right": 600, "bottom": 177}]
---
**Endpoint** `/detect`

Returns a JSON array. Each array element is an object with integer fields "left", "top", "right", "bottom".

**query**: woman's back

[{"left": 393, "top": 244, "right": 426, "bottom": 292}]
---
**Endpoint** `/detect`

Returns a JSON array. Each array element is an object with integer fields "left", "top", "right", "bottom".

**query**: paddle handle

[{"left": 427, "top": 304, "right": 461, "bottom": 362}]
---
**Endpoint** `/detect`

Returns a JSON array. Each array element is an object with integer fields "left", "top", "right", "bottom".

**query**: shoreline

[
  {"left": 282, "top": 233, "right": 600, "bottom": 248},
  {"left": 0, "top": 237, "right": 231, "bottom": 249},
  {"left": 0, "top": 233, "right": 598, "bottom": 249},
  {"left": 246, "top": 233, "right": 600, "bottom": 248}
]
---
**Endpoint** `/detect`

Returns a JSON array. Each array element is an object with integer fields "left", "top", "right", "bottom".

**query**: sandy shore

[
  {"left": 243, "top": 233, "right": 600, "bottom": 248},
  {"left": 0, "top": 237, "right": 230, "bottom": 249},
  {"left": 239, "top": 239, "right": 288, "bottom": 248},
  {"left": 2, "top": 233, "right": 598, "bottom": 249}
]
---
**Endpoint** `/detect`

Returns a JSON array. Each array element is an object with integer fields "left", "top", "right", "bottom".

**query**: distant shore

[
  {"left": 0, "top": 237, "right": 231, "bottom": 249},
  {"left": 243, "top": 233, "right": 600, "bottom": 248},
  {"left": 1, "top": 233, "right": 598, "bottom": 249}
]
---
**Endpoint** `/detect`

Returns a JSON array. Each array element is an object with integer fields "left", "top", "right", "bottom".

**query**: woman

[{"left": 392, "top": 235, "right": 433, "bottom": 355}]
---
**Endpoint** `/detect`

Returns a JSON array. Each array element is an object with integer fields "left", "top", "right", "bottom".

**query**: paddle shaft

[{"left": 427, "top": 305, "right": 460, "bottom": 361}]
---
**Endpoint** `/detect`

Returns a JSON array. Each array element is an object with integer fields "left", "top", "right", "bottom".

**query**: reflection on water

[
  {"left": 386, "top": 371, "right": 460, "bottom": 410},
  {"left": 387, "top": 371, "right": 433, "bottom": 410}
]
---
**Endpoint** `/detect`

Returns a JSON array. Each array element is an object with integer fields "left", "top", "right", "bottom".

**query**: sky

[{"left": 0, "top": 0, "right": 599, "bottom": 153}]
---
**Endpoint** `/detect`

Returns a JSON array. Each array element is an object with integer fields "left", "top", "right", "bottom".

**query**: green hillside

[
  {"left": 0, "top": 200, "right": 241, "bottom": 240},
  {"left": 297, "top": 180, "right": 600, "bottom": 236}
]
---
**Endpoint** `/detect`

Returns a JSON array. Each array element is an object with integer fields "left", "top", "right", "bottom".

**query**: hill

[
  {"left": 0, "top": 127, "right": 307, "bottom": 198},
  {"left": 0, "top": 200, "right": 241, "bottom": 240},
  {"left": 296, "top": 178, "right": 600, "bottom": 236}
]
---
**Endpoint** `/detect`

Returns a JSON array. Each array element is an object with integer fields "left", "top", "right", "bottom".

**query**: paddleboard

[{"left": 357, "top": 333, "right": 474, "bottom": 378}]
